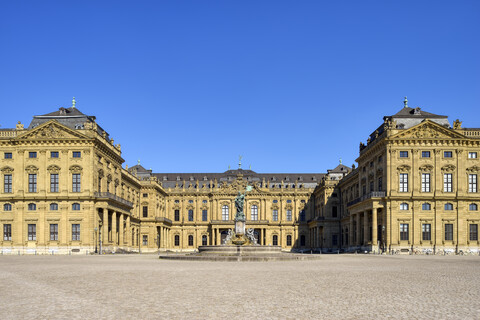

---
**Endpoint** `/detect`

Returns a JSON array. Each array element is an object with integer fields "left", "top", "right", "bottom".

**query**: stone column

[
  {"left": 372, "top": 208, "right": 378, "bottom": 250},
  {"left": 119, "top": 213, "right": 124, "bottom": 246},
  {"left": 112, "top": 211, "right": 117, "bottom": 245},
  {"left": 363, "top": 211, "right": 369, "bottom": 246},
  {"left": 126, "top": 215, "right": 131, "bottom": 247},
  {"left": 356, "top": 213, "right": 361, "bottom": 246},
  {"left": 103, "top": 209, "right": 109, "bottom": 245},
  {"left": 349, "top": 215, "right": 353, "bottom": 247},
  {"left": 215, "top": 228, "right": 219, "bottom": 245},
  {"left": 260, "top": 228, "right": 263, "bottom": 245}
]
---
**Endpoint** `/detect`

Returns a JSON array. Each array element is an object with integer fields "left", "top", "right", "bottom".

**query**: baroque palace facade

[{"left": 1, "top": 98, "right": 479, "bottom": 254}]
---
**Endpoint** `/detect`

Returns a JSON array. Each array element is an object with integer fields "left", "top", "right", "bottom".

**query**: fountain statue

[{"left": 223, "top": 185, "right": 257, "bottom": 245}]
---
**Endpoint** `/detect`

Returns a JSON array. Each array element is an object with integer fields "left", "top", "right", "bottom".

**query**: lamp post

[
  {"left": 99, "top": 222, "right": 103, "bottom": 255},
  {"left": 94, "top": 227, "right": 98, "bottom": 253}
]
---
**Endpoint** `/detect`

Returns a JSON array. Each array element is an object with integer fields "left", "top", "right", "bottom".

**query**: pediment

[
  {"left": 391, "top": 120, "right": 465, "bottom": 140},
  {"left": 16, "top": 120, "right": 89, "bottom": 140}
]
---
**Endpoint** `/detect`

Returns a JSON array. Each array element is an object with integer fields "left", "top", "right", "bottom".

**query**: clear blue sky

[{"left": 1, "top": 1, "right": 479, "bottom": 173}]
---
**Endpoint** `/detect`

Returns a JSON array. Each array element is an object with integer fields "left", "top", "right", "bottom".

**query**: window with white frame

[
  {"left": 400, "top": 224, "right": 409, "bottom": 241},
  {"left": 422, "top": 224, "right": 431, "bottom": 241},
  {"left": 286, "top": 210, "right": 292, "bottom": 221},
  {"left": 272, "top": 209, "right": 278, "bottom": 221},
  {"left": 400, "top": 203, "right": 409, "bottom": 210},
  {"left": 4, "top": 224, "right": 12, "bottom": 241},
  {"left": 421, "top": 173, "right": 430, "bottom": 192},
  {"left": 72, "top": 174, "right": 81, "bottom": 192},
  {"left": 470, "top": 224, "right": 478, "bottom": 241},
  {"left": 444, "top": 224, "right": 453, "bottom": 241},
  {"left": 28, "top": 224, "right": 36, "bottom": 241},
  {"left": 443, "top": 174, "right": 452, "bottom": 192},
  {"left": 469, "top": 174, "right": 477, "bottom": 193},
  {"left": 72, "top": 224, "right": 80, "bottom": 241},
  {"left": 50, "top": 173, "right": 59, "bottom": 192},
  {"left": 50, "top": 224, "right": 58, "bottom": 241},
  {"left": 222, "top": 205, "right": 229, "bottom": 221},
  {"left": 4, "top": 203, "right": 12, "bottom": 211},
  {"left": 72, "top": 203, "right": 80, "bottom": 211},
  {"left": 444, "top": 203, "right": 454, "bottom": 211},
  {"left": 4, "top": 174, "right": 12, "bottom": 193},
  {"left": 422, "top": 203, "right": 431, "bottom": 211},
  {"left": 251, "top": 205, "right": 258, "bottom": 221},
  {"left": 469, "top": 203, "right": 478, "bottom": 211},
  {"left": 468, "top": 152, "right": 477, "bottom": 159},
  {"left": 399, "top": 173, "right": 408, "bottom": 192},
  {"left": 50, "top": 203, "right": 58, "bottom": 211},
  {"left": 28, "top": 174, "right": 37, "bottom": 192}
]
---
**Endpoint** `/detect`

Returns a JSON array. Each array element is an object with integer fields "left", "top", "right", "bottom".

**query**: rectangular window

[
  {"left": 422, "top": 224, "right": 431, "bottom": 241},
  {"left": 300, "top": 210, "right": 306, "bottom": 221},
  {"left": 202, "top": 210, "right": 208, "bottom": 221},
  {"left": 50, "top": 224, "right": 58, "bottom": 241},
  {"left": 421, "top": 173, "right": 430, "bottom": 192},
  {"left": 444, "top": 151, "right": 453, "bottom": 158},
  {"left": 28, "top": 174, "right": 37, "bottom": 192},
  {"left": 50, "top": 174, "right": 59, "bottom": 192},
  {"left": 73, "top": 151, "right": 81, "bottom": 158},
  {"left": 28, "top": 224, "right": 36, "bottom": 241},
  {"left": 3, "top": 224, "right": 12, "bottom": 241},
  {"left": 332, "top": 206, "right": 337, "bottom": 218},
  {"left": 443, "top": 174, "right": 452, "bottom": 192},
  {"left": 29, "top": 152, "right": 37, "bottom": 158},
  {"left": 468, "top": 152, "right": 477, "bottom": 159},
  {"left": 400, "top": 224, "right": 409, "bottom": 241},
  {"left": 142, "top": 193, "right": 148, "bottom": 198},
  {"left": 399, "top": 151, "right": 408, "bottom": 158},
  {"left": 332, "top": 234, "right": 338, "bottom": 246},
  {"left": 422, "top": 151, "right": 430, "bottom": 158},
  {"left": 470, "top": 224, "right": 478, "bottom": 241},
  {"left": 378, "top": 177, "right": 382, "bottom": 191},
  {"left": 188, "top": 209, "right": 194, "bottom": 221},
  {"left": 174, "top": 209, "right": 180, "bottom": 221},
  {"left": 143, "top": 235, "right": 148, "bottom": 245},
  {"left": 444, "top": 224, "right": 453, "bottom": 241},
  {"left": 286, "top": 210, "right": 292, "bottom": 221},
  {"left": 4, "top": 174, "right": 12, "bottom": 193},
  {"left": 369, "top": 181, "right": 374, "bottom": 192},
  {"left": 399, "top": 173, "right": 408, "bottom": 192},
  {"left": 272, "top": 210, "right": 278, "bottom": 221},
  {"left": 142, "top": 206, "right": 148, "bottom": 218},
  {"left": 4, "top": 152, "right": 12, "bottom": 159},
  {"left": 469, "top": 174, "right": 477, "bottom": 193},
  {"left": 72, "top": 174, "right": 81, "bottom": 192},
  {"left": 72, "top": 224, "right": 80, "bottom": 241},
  {"left": 50, "top": 151, "right": 59, "bottom": 158}
]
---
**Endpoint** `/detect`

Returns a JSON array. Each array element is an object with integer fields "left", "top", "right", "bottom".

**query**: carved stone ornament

[
  {"left": 441, "top": 164, "right": 456, "bottom": 172},
  {"left": 47, "top": 164, "right": 61, "bottom": 174},
  {"left": 69, "top": 165, "right": 83, "bottom": 174},
  {"left": 419, "top": 164, "right": 434, "bottom": 172},
  {"left": 1, "top": 166, "right": 14, "bottom": 174},
  {"left": 25, "top": 165, "right": 39, "bottom": 174},
  {"left": 453, "top": 119, "right": 462, "bottom": 130},
  {"left": 413, "top": 124, "right": 440, "bottom": 138},
  {"left": 397, "top": 165, "right": 411, "bottom": 172},
  {"left": 466, "top": 165, "right": 480, "bottom": 173},
  {"left": 98, "top": 169, "right": 104, "bottom": 177},
  {"left": 32, "top": 124, "right": 65, "bottom": 139}
]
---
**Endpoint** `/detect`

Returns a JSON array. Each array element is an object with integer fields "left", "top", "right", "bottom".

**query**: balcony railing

[
  {"left": 94, "top": 192, "right": 133, "bottom": 207},
  {"left": 347, "top": 191, "right": 385, "bottom": 207}
]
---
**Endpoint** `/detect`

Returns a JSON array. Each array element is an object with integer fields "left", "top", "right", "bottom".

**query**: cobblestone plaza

[{"left": 1, "top": 254, "right": 479, "bottom": 319}]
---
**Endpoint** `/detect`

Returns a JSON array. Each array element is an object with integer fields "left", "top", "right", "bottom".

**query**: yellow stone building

[{"left": 1, "top": 99, "right": 479, "bottom": 254}]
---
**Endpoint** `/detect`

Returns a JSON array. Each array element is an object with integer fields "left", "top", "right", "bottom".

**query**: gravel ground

[{"left": 0, "top": 254, "right": 479, "bottom": 320}]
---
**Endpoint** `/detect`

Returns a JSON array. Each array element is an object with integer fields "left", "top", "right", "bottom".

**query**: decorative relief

[
  {"left": 47, "top": 165, "right": 61, "bottom": 174},
  {"left": 32, "top": 124, "right": 66, "bottom": 139},
  {"left": 466, "top": 165, "right": 480, "bottom": 173},
  {"left": 98, "top": 169, "right": 104, "bottom": 177},
  {"left": 25, "top": 165, "right": 38, "bottom": 174},
  {"left": 453, "top": 119, "right": 462, "bottom": 129},
  {"left": 396, "top": 165, "right": 411, "bottom": 172},
  {"left": 1, "top": 166, "right": 14, "bottom": 174},
  {"left": 69, "top": 165, "right": 83, "bottom": 174},
  {"left": 441, "top": 164, "right": 456, "bottom": 172},
  {"left": 419, "top": 164, "right": 434, "bottom": 172}
]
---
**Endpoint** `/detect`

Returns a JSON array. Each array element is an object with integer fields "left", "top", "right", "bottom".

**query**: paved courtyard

[{"left": 0, "top": 254, "right": 479, "bottom": 319}]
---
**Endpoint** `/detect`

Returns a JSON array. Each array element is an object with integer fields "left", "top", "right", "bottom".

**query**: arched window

[
  {"left": 422, "top": 203, "right": 431, "bottom": 211},
  {"left": 400, "top": 203, "right": 409, "bottom": 210},
  {"left": 174, "top": 235, "right": 180, "bottom": 246},
  {"left": 50, "top": 203, "right": 58, "bottom": 211},
  {"left": 72, "top": 203, "right": 80, "bottom": 211},
  {"left": 202, "top": 235, "right": 208, "bottom": 245},
  {"left": 300, "top": 235, "right": 306, "bottom": 246},
  {"left": 28, "top": 203, "right": 36, "bottom": 211},
  {"left": 469, "top": 203, "right": 478, "bottom": 211},
  {"left": 188, "top": 235, "right": 194, "bottom": 246},
  {"left": 444, "top": 203, "right": 454, "bottom": 211},
  {"left": 4, "top": 203, "right": 12, "bottom": 211},
  {"left": 222, "top": 205, "right": 229, "bottom": 221},
  {"left": 272, "top": 235, "right": 278, "bottom": 246},
  {"left": 251, "top": 205, "right": 258, "bottom": 221},
  {"left": 286, "top": 235, "right": 292, "bottom": 246}
]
